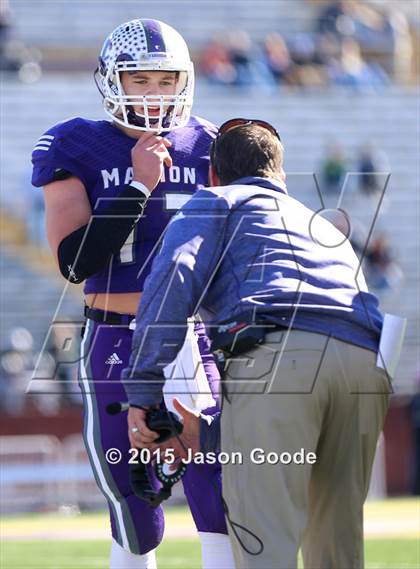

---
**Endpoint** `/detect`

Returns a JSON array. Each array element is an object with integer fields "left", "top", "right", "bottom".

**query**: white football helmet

[{"left": 95, "top": 19, "right": 194, "bottom": 132}]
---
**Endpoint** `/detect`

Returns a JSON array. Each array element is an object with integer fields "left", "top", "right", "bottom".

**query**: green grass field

[
  {"left": 1, "top": 538, "right": 419, "bottom": 569},
  {"left": 1, "top": 499, "right": 419, "bottom": 568}
]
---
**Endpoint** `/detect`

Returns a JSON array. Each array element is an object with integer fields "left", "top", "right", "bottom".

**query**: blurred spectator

[
  {"left": 315, "top": 32, "right": 342, "bottom": 66},
  {"left": 316, "top": 0, "right": 352, "bottom": 37},
  {"left": 0, "top": 349, "right": 28, "bottom": 414},
  {"left": 327, "top": 37, "right": 390, "bottom": 89},
  {"left": 29, "top": 350, "right": 61, "bottom": 415},
  {"left": 262, "top": 32, "right": 293, "bottom": 84},
  {"left": 0, "top": 0, "right": 42, "bottom": 81},
  {"left": 46, "top": 325, "right": 82, "bottom": 408},
  {"left": 0, "top": 323, "right": 82, "bottom": 416},
  {"left": 320, "top": 142, "right": 348, "bottom": 194},
  {"left": 356, "top": 143, "right": 389, "bottom": 196},
  {"left": 288, "top": 33, "right": 328, "bottom": 87},
  {"left": 199, "top": 35, "right": 236, "bottom": 85},
  {"left": 315, "top": 212, "right": 403, "bottom": 295},
  {"left": 199, "top": 1, "right": 412, "bottom": 89},
  {"left": 0, "top": 327, "right": 34, "bottom": 415},
  {"left": 228, "top": 30, "right": 275, "bottom": 87},
  {"left": 228, "top": 30, "right": 255, "bottom": 86},
  {"left": 200, "top": 31, "right": 275, "bottom": 88},
  {"left": 348, "top": 1, "right": 408, "bottom": 70},
  {"left": 330, "top": 214, "right": 371, "bottom": 265},
  {"left": 389, "top": 10, "right": 413, "bottom": 84},
  {"left": 317, "top": 0, "right": 393, "bottom": 48},
  {"left": 28, "top": 323, "right": 82, "bottom": 414},
  {"left": 315, "top": 0, "right": 413, "bottom": 84},
  {"left": 364, "top": 232, "right": 403, "bottom": 292},
  {"left": 0, "top": 0, "right": 18, "bottom": 71},
  {"left": 329, "top": 216, "right": 403, "bottom": 294}
]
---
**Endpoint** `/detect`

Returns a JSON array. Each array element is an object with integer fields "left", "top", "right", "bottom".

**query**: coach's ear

[{"left": 209, "top": 165, "right": 221, "bottom": 187}]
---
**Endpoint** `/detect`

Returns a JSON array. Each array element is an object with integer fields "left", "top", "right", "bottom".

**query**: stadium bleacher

[
  {"left": 0, "top": 246, "right": 81, "bottom": 349},
  {"left": 9, "top": 0, "right": 420, "bottom": 49},
  {"left": 10, "top": 0, "right": 315, "bottom": 49},
  {"left": 1, "top": 75, "right": 418, "bottom": 392}
]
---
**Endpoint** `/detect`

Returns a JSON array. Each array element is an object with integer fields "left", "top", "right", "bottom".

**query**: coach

[{"left": 122, "top": 119, "right": 390, "bottom": 568}]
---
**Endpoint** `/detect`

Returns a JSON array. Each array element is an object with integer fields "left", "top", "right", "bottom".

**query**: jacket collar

[{"left": 229, "top": 176, "right": 288, "bottom": 195}]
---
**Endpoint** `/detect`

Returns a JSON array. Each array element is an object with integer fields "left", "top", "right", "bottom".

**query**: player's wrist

[{"left": 130, "top": 180, "right": 151, "bottom": 198}]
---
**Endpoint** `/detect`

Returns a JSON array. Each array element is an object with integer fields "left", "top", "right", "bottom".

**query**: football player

[{"left": 31, "top": 19, "right": 234, "bottom": 569}]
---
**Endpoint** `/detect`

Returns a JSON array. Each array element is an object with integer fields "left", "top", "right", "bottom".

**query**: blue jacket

[{"left": 122, "top": 177, "right": 383, "bottom": 408}]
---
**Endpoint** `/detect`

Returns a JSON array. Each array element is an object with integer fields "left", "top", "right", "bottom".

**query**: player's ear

[{"left": 209, "top": 165, "right": 220, "bottom": 187}]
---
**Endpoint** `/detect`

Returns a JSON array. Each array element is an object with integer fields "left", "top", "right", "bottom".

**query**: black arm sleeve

[{"left": 57, "top": 184, "right": 149, "bottom": 283}]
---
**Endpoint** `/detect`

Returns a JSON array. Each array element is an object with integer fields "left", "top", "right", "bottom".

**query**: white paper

[
  {"left": 163, "top": 319, "right": 216, "bottom": 415},
  {"left": 376, "top": 313, "right": 407, "bottom": 379}
]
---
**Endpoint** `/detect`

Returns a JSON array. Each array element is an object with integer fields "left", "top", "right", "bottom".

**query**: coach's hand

[
  {"left": 128, "top": 406, "right": 159, "bottom": 449},
  {"left": 150, "top": 398, "right": 201, "bottom": 462},
  {"left": 173, "top": 398, "right": 200, "bottom": 457},
  {"left": 131, "top": 132, "right": 172, "bottom": 192}
]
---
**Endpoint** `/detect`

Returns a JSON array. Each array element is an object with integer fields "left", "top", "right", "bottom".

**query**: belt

[{"left": 84, "top": 305, "right": 136, "bottom": 326}]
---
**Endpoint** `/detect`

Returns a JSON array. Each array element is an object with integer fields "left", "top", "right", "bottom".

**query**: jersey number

[
  {"left": 119, "top": 225, "right": 137, "bottom": 264},
  {"left": 117, "top": 193, "right": 192, "bottom": 264}
]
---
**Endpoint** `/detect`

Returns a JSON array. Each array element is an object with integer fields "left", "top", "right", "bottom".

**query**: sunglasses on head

[{"left": 217, "top": 118, "right": 281, "bottom": 141}]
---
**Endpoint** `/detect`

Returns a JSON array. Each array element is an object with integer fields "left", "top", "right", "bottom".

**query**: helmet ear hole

[{"left": 105, "top": 99, "right": 120, "bottom": 115}]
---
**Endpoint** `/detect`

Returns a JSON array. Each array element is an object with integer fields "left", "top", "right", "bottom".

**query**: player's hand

[
  {"left": 131, "top": 132, "right": 172, "bottom": 192},
  {"left": 128, "top": 406, "right": 159, "bottom": 449}
]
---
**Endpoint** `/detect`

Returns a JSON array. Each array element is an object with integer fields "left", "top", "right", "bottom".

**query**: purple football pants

[{"left": 79, "top": 318, "right": 227, "bottom": 555}]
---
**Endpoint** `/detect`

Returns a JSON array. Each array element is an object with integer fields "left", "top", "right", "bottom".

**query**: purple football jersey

[{"left": 31, "top": 116, "right": 217, "bottom": 293}]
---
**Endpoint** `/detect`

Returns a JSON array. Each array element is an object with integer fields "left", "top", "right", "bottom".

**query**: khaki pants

[{"left": 221, "top": 330, "right": 390, "bottom": 569}]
